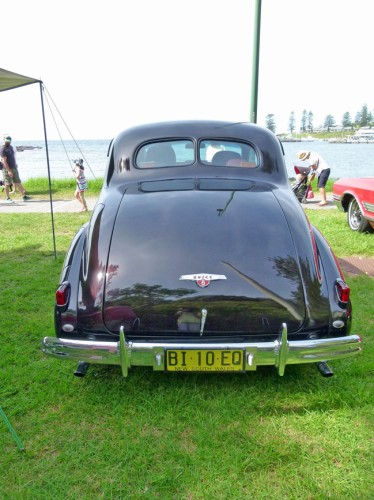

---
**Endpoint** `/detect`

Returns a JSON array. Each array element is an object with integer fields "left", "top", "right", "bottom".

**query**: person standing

[
  {"left": 1, "top": 135, "right": 30, "bottom": 203},
  {"left": 297, "top": 150, "right": 331, "bottom": 206},
  {"left": 74, "top": 158, "right": 88, "bottom": 212}
]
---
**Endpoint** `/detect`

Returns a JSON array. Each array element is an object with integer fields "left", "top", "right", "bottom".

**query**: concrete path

[
  {"left": 0, "top": 196, "right": 98, "bottom": 213},
  {"left": 300, "top": 198, "right": 336, "bottom": 210},
  {"left": 0, "top": 194, "right": 335, "bottom": 213}
]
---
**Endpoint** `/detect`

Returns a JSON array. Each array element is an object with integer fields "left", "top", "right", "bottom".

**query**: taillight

[
  {"left": 335, "top": 279, "right": 350, "bottom": 303},
  {"left": 56, "top": 282, "right": 70, "bottom": 306}
]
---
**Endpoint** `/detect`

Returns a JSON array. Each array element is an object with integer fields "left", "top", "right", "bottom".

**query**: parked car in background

[
  {"left": 42, "top": 121, "right": 362, "bottom": 378},
  {"left": 333, "top": 178, "right": 374, "bottom": 233}
]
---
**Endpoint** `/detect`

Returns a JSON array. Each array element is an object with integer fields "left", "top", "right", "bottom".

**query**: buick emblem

[{"left": 179, "top": 273, "right": 227, "bottom": 288}]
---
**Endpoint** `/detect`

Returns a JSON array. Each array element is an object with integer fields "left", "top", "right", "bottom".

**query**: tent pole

[{"left": 39, "top": 81, "right": 57, "bottom": 259}]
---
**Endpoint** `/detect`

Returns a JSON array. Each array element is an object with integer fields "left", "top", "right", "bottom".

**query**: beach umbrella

[{"left": 0, "top": 67, "right": 56, "bottom": 259}]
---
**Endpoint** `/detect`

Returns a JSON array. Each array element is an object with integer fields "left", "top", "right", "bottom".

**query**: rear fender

[
  {"left": 312, "top": 226, "right": 352, "bottom": 335},
  {"left": 55, "top": 223, "right": 88, "bottom": 336}
]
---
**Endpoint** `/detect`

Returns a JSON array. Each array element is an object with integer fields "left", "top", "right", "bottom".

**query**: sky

[{"left": 1, "top": 0, "right": 373, "bottom": 140}]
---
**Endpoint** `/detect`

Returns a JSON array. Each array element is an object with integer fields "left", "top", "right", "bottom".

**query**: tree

[
  {"left": 300, "top": 110, "right": 308, "bottom": 132},
  {"left": 324, "top": 114, "right": 336, "bottom": 131},
  {"left": 288, "top": 111, "right": 296, "bottom": 133},
  {"left": 354, "top": 104, "right": 373, "bottom": 127},
  {"left": 360, "top": 104, "right": 368, "bottom": 126},
  {"left": 342, "top": 112, "right": 352, "bottom": 128},
  {"left": 265, "top": 114, "right": 276, "bottom": 133},
  {"left": 359, "top": 104, "right": 370, "bottom": 127},
  {"left": 308, "top": 111, "right": 314, "bottom": 132}
]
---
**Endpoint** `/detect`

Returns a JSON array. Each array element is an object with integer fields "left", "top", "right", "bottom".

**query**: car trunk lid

[{"left": 103, "top": 181, "right": 317, "bottom": 335}]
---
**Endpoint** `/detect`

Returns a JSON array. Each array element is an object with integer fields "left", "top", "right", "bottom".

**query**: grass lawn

[
  {"left": 21, "top": 176, "right": 104, "bottom": 200},
  {"left": 0, "top": 193, "right": 373, "bottom": 498}
]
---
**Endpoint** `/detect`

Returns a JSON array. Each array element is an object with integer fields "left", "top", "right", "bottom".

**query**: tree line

[{"left": 265, "top": 103, "right": 373, "bottom": 134}]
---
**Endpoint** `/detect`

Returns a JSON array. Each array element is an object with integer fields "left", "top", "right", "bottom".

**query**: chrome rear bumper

[{"left": 42, "top": 324, "right": 362, "bottom": 377}]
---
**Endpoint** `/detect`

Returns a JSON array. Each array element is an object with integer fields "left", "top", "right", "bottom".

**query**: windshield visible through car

[
  {"left": 136, "top": 141, "right": 194, "bottom": 168},
  {"left": 200, "top": 140, "right": 258, "bottom": 167},
  {"left": 135, "top": 139, "right": 258, "bottom": 168}
]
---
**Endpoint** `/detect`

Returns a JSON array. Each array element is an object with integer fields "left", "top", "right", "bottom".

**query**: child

[{"left": 74, "top": 159, "right": 88, "bottom": 212}]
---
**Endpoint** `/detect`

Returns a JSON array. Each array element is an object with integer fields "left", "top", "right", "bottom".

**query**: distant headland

[{"left": 16, "top": 146, "right": 43, "bottom": 152}]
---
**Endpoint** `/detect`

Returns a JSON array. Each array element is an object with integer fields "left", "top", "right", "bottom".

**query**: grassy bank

[
  {"left": 281, "top": 130, "right": 356, "bottom": 141},
  {"left": 22, "top": 177, "right": 104, "bottom": 200},
  {"left": 0, "top": 210, "right": 373, "bottom": 498}
]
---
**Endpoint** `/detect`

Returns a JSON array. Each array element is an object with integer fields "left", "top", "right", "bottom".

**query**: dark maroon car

[{"left": 42, "top": 121, "right": 362, "bottom": 378}]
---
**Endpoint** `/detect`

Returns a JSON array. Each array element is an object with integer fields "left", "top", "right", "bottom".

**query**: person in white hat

[{"left": 296, "top": 150, "right": 331, "bottom": 206}]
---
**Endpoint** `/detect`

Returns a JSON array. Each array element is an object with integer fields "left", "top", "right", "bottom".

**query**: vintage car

[
  {"left": 42, "top": 121, "right": 362, "bottom": 378},
  {"left": 333, "top": 177, "right": 374, "bottom": 232}
]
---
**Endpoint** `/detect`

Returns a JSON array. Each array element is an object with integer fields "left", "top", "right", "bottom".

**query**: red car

[{"left": 333, "top": 178, "right": 374, "bottom": 233}]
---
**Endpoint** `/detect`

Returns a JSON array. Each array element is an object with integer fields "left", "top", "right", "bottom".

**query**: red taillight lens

[
  {"left": 56, "top": 282, "right": 70, "bottom": 306},
  {"left": 335, "top": 279, "right": 350, "bottom": 303}
]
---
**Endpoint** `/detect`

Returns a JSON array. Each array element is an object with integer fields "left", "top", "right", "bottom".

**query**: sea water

[
  {"left": 11, "top": 138, "right": 374, "bottom": 182},
  {"left": 13, "top": 139, "right": 111, "bottom": 181},
  {"left": 282, "top": 141, "right": 374, "bottom": 178}
]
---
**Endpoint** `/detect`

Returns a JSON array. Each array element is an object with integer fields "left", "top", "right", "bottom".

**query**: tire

[{"left": 347, "top": 197, "right": 373, "bottom": 232}]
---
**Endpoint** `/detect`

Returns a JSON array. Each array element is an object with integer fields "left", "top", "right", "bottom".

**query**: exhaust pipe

[
  {"left": 74, "top": 362, "right": 90, "bottom": 377},
  {"left": 316, "top": 361, "right": 334, "bottom": 377}
]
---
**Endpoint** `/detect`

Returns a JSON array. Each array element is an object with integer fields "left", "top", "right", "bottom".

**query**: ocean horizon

[{"left": 10, "top": 138, "right": 374, "bottom": 182}]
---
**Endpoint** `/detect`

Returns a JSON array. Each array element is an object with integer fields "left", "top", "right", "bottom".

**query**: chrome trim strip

[
  {"left": 200, "top": 309, "right": 207, "bottom": 336},
  {"left": 42, "top": 333, "right": 362, "bottom": 377}
]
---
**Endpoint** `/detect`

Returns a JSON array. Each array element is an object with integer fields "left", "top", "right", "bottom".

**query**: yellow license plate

[{"left": 165, "top": 349, "right": 245, "bottom": 372}]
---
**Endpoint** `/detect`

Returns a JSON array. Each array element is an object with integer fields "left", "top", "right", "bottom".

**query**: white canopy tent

[{"left": 0, "top": 68, "right": 56, "bottom": 258}]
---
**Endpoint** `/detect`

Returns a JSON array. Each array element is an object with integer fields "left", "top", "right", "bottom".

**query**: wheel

[{"left": 347, "top": 197, "right": 373, "bottom": 232}]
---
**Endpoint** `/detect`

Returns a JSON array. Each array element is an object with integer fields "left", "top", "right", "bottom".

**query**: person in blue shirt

[{"left": 1, "top": 135, "right": 30, "bottom": 203}]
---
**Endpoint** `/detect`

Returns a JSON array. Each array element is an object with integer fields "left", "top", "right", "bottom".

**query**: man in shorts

[
  {"left": 1, "top": 135, "right": 30, "bottom": 203},
  {"left": 297, "top": 150, "right": 331, "bottom": 206}
]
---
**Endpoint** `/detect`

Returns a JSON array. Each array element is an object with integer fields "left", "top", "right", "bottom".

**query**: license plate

[{"left": 165, "top": 349, "right": 245, "bottom": 372}]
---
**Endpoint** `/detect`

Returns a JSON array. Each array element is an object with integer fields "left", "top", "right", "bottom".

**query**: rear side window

[
  {"left": 200, "top": 140, "right": 258, "bottom": 168},
  {"left": 136, "top": 140, "right": 195, "bottom": 168}
]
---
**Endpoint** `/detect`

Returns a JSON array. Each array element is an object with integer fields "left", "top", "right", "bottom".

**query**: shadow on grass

[
  {"left": 0, "top": 243, "right": 66, "bottom": 260},
  {"left": 62, "top": 356, "right": 367, "bottom": 416},
  {"left": 26, "top": 188, "right": 59, "bottom": 196}
]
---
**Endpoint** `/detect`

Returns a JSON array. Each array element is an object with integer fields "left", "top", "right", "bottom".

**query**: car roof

[{"left": 105, "top": 120, "right": 288, "bottom": 186}]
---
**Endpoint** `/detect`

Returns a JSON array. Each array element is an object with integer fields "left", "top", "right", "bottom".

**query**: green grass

[
  {"left": 22, "top": 176, "right": 104, "bottom": 199},
  {"left": 0, "top": 208, "right": 373, "bottom": 498},
  {"left": 305, "top": 208, "right": 374, "bottom": 257},
  {"left": 283, "top": 130, "right": 356, "bottom": 141}
]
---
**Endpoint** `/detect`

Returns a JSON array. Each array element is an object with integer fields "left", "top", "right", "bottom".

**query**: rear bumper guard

[{"left": 42, "top": 324, "right": 362, "bottom": 377}]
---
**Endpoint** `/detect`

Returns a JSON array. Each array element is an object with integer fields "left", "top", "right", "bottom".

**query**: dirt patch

[{"left": 338, "top": 257, "right": 374, "bottom": 277}]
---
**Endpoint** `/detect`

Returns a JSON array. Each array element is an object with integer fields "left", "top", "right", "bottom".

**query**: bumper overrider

[{"left": 42, "top": 324, "right": 362, "bottom": 377}]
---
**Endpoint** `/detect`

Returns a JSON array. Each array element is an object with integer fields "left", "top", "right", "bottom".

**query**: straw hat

[{"left": 297, "top": 151, "right": 310, "bottom": 161}]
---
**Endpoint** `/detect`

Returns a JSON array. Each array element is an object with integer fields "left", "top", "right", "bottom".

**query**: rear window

[
  {"left": 136, "top": 141, "right": 194, "bottom": 168},
  {"left": 135, "top": 139, "right": 258, "bottom": 169},
  {"left": 200, "top": 140, "right": 258, "bottom": 168}
]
